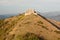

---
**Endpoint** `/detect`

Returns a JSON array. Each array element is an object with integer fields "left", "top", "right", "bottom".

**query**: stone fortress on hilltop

[{"left": 25, "top": 9, "right": 37, "bottom": 15}]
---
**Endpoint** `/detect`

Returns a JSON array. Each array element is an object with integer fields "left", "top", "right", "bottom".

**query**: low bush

[
  {"left": 41, "top": 25, "right": 48, "bottom": 30},
  {"left": 37, "top": 21, "right": 43, "bottom": 24},
  {"left": 54, "top": 30, "right": 60, "bottom": 34},
  {"left": 16, "top": 33, "right": 45, "bottom": 40}
]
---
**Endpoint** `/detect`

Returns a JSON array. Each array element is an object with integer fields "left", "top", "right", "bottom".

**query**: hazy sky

[{"left": 0, "top": 0, "right": 60, "bottom": 15}]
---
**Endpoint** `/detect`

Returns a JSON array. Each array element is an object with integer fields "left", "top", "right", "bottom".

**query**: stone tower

[{"left": 25, "top": 9, "right": 37, "bottom": 15}]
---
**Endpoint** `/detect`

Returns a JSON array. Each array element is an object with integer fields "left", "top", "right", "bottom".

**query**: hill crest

[{"left": 0, "top": 10, "right": 60, "bottom": 40}]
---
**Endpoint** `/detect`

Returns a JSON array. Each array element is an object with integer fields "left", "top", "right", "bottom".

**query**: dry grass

[{"left": 0, "top": 13, "right": 60, "bottom": 40}]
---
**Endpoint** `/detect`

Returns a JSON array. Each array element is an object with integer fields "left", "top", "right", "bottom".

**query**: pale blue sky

[{"left": 0, "top": 0, "right": 60, "bottom": 15}]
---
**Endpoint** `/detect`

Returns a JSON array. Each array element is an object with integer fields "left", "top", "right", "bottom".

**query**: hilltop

[{"left": 0, "top": 9, "right": 60, "bottom": 40}]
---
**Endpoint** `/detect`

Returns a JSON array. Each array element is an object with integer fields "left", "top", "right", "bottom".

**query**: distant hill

[
  {"left": 49, "top": 15, "right": 60, "bottom": 21},
  {"left": 0, "top": 15, "right": 8, "bottom": 19},
  {"left": 0, "top": 9, "right": 60, "bottom": 40},
  {"left": 43, "top": 12, "right": 60, "bottom": 21},
  {"left": 0, "top": 14, "right": 17, "bottom": 19}
]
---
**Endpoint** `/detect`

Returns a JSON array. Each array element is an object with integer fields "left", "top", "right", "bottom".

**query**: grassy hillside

[{"left": 0, "top": 12, "right": 60, "bottom": 40}]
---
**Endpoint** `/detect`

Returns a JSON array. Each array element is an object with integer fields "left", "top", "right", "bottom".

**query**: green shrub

[
  {"left": 18, "top": 14, "right": 24, "bottom": 20},
  {"left": 37, "top": 23, "right": 41, "bottom": 26},
  {"left": 41, "top": 25, "right": 48, "bottom": 30},
  {"left": 37, "top": 21, "right": 43, "bottom": 24},
  {"left": 0, "top": 28, "right": 4, "bottom": 36},
  {"left": 0, "top": 19, "right": 4, "bottom": 27}
]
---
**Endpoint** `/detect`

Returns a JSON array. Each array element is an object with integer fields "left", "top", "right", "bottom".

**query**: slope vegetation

[{"left": 0, "top": 10, "right": 60, "bottom": 40}]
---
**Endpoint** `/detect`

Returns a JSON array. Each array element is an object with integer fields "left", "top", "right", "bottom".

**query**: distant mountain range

[
  {"left": 0, "top": 11, "right": 60, "bottom": 21},
  {"left": 43, "top": 12, "right": 60, "bottom": 21},
  {"left": 0, "top": 14, "right": 17, "bottom": 19}
]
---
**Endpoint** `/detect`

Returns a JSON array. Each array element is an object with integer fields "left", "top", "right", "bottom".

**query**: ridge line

[{"left": 37, "top": 14, "right": 60, "bottom": 30}]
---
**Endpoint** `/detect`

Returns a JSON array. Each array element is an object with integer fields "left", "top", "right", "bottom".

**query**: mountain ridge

[{"left": 0, "top": 9, "right": 60, "bottom": 40}]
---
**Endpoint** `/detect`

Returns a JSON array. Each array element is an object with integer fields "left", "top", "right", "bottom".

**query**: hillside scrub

[
  {"left": 41, "top": 25, "right": 48, "bottom": 30},
  {"left": 13, "top": 33, "right": 45, "bottom": 40},
  {"left": 54, "top": 30, "right": 60, "bottom": 34},
  {"left": 37, "top": 21, "right": 43, "bottom": 24}
]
